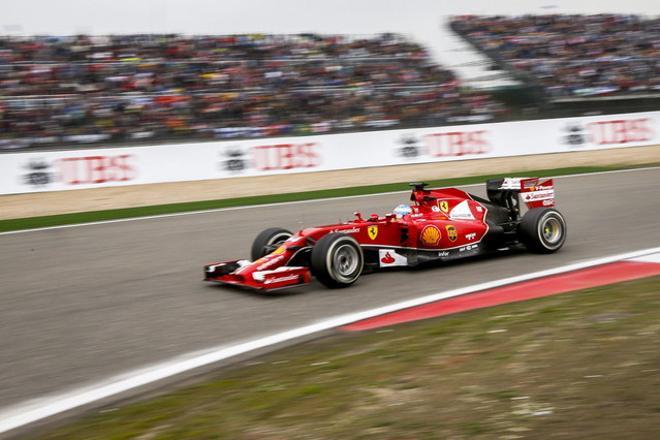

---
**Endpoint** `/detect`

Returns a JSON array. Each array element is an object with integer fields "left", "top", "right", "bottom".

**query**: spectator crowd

[
  {"left": 451, "top": 14, "right": 660, "bottom": 99},
  {"left": 0, "top": 33, "right": 502, "bottom": 149}
]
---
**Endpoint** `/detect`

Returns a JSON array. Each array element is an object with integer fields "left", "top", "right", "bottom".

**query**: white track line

[
  {"left": 630, "top": 252, "right": 660, "bottom": 264},
  {"left": 1, "top": 245, "right": 659, "bottom": 435},
  {"left": 1, "top": 166, "right": 658, "bottom": 236}
]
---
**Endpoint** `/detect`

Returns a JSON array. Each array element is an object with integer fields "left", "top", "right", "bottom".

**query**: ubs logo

[
  {"left": 23, "top": 159, "right": 54, "bottom": 186},
  {"left": 563, "top": 124, "right": 587, "bottom": 146},
  {"left": 398, "top": 135, "right": 421, "bottom": 158},
  {"left": 222, "top": 148, "right": 247, "bottom": 172}
]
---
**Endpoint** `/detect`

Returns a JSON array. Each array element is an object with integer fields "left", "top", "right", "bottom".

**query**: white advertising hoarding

[{"left": 1, "top": 111, "right": 658, "bottom": 195}]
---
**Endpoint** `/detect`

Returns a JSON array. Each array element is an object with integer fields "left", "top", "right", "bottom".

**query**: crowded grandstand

[
  {"left": 451, "top": 14, "right": 660, "bottom": 99},
  {"left": 0, "top": 33, "right": 502, "bottom": 149},
  {"left": 1, "top": 14, "right": 658, "bottom": 150}
]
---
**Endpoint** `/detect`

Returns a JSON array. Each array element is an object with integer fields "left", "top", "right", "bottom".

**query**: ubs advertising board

[{"left": 1, "top": 111, "right": 657, "bottom": 195}]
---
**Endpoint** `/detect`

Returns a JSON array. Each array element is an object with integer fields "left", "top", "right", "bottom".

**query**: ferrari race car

[{"left": 205, "top": 178, "right": 566, "bottom": 291}]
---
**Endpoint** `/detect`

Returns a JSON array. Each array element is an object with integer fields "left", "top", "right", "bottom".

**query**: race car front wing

[{"left": 204, "top": 260, "right": 311, "bottom": 291}]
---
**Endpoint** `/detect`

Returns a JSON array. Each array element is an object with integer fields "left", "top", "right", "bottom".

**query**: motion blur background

[
  {"left": 1, "top": 1, "right": 660, "bottom": 438},
  {"left": 1, "top": 0, "right": 658, "bottom": 150}
]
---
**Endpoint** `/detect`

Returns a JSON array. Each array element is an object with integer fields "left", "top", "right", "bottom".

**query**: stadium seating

[
  {"left": 450, "top": 14, "right": 660, "bottom": 99},
  {"left": 0, "top": 33, "right": 503, "bottom": 149}
]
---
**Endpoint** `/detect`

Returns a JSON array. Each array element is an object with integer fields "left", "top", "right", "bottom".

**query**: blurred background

[
  {"left": 1, "top": 0, "right": 658, "bottom": 150},
  {"left": 1, "top": 1, "right": 660, "bottom": 438}
]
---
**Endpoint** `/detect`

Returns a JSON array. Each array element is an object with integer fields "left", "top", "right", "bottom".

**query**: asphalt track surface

[{"left": 1, "top": 168, "right": 659, "bottom": 413}]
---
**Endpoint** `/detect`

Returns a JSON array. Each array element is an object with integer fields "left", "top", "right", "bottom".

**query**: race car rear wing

[{"left": 487, "top": 177, "right": 556, "bottom": 210}]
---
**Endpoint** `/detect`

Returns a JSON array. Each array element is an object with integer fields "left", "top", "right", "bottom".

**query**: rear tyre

[
  {"left": 311, "top": 233, "right": 364, "bottom": 288},
  {"left": 250, "top": 227, "right": 293, "bottom": 261},
  {"left": 519, "top": 208, "right": 566, "bottom": 253}
]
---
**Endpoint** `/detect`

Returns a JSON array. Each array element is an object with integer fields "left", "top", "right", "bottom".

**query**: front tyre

[
  {"left": 311, "top": 233, "right": 364, "bottom": 288},
  {"left": 519, "top": 208, "right": 567, "bottom": 253},
  {"left": 250, "top": 227, "right": 293, "bottom": 261}
]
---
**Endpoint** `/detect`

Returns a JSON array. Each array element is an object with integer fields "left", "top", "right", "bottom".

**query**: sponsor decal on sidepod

[
  {"left": 378, "top": 249, "right": 408, "bottom": 267},
  {"left": 459, "top": 244, "right": 479, "bottom": 252},
  {"left": 420, "top": 225, "right": 442, "bottom": 246},
  {"left": 446, "top": 225, "right": 458, "bottom": 242}
]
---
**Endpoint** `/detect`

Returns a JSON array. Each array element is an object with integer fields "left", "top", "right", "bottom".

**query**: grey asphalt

[{"left": 1, "top": 168, "right": 659, "bottom": 412}]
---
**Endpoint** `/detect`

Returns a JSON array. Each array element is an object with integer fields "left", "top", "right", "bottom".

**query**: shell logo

[{"left": 420, "top": 225, "right": 442, "bottom": 246}]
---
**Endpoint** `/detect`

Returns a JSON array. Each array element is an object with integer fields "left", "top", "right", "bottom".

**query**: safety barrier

[{"left": 1, "top": 111, "right": 657, "bottom": 194}]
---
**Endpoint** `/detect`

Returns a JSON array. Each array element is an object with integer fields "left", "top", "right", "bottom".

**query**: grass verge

[
  {"left": 1, "top": 164, "right": 654, "bottom": 233},
  {"left": 41, "top": 276, "right": 660, "bottom": 439}
]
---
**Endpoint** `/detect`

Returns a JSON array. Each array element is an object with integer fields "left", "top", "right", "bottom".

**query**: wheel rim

[
  {"left": 332, "top": 244, "right": 359, "bottom": 281},
  {"left": 541, "top": 216, "right": 562, "bottom": 245}
]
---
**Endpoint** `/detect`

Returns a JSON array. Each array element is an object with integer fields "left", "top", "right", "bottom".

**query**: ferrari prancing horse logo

[
  {"left": 439, "top": 200, "right": 449, "bottom": 213},
  {"left": 368, "top": 225, "right": 378, "bottom": 240}
]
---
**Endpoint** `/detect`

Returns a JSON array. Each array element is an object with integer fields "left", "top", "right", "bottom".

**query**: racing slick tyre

[
  {"left": 519, "top": 208, "right": 567, "bottom": 254},
  {"left": 311, "top": 233, "right": 364, "bottom": 288},
  {"left": 250, "top": 227, "right": 293, "bottom": 261}
]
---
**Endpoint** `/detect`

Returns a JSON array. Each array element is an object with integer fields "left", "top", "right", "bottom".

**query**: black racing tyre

[
  {"left": 250, "top": 227, "right": 293, "bottom": 261},
  {"left": 311, "top": 233, "right": 364, "bottom": 288},
  {"left": 519, "top": 208, "right": 567, "bottom": 254}
]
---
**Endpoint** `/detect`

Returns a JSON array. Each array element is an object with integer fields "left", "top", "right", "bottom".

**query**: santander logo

[{"left": 380, "top": 252, "right": 395, "bottom": 264}]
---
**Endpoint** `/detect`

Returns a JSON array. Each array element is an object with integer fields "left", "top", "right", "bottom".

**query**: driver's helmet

[{"left": 393, "top": 204, "right": 412, "bottom": 218}]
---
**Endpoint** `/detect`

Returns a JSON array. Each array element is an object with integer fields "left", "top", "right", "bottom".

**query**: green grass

[
  {"left": 39, "top": 276, "right": 660, "bottom": 439},
  {"left": 0, "top": 164, "right": 651, "bottom": 233}
]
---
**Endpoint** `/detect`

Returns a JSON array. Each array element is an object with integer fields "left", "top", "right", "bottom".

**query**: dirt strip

[{"left": 2, "top": 145, "right": 659, "bottom": 220}]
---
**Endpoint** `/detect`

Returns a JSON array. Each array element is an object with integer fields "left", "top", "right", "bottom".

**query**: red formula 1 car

[{"left": 205, "top": 178, "right": 567, "bottom": 291}]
